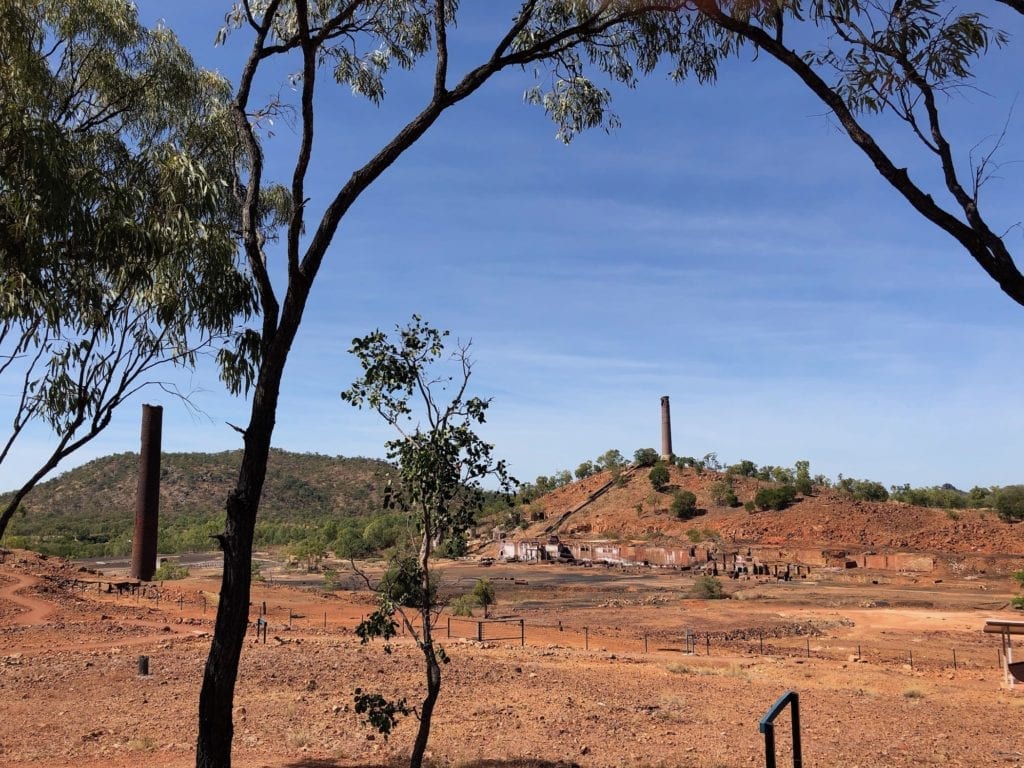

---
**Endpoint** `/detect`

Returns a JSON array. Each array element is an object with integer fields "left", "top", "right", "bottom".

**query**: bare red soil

[{"left": 2, "top": 548, "right": 1023, "bottom": 768}]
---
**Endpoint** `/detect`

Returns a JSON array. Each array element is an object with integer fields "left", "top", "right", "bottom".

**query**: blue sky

[{"left": 3, "top": 3, "right": 1023, "bottom": 494}]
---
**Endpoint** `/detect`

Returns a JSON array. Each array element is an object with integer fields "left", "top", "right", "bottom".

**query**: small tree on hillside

[
  {"left": 342, "top": 317, "right": 513, "bottom": 768},
  {"left": 649, "top": 462, "right": 670, "bottom": 492},
  {"left": 596, "top": 449, "right": 627, "bottom": 471},
  {"left": 671, "top": 490, "right": 698, "bottom": 520},
  {"left": 709, "top": 477, "right": 739, "bottom": 507},
  {"left": 634, "top": 448, "right": 660, "bottom": 467},
  {"left": 995, "top": 486, "right": 1024, "bottom": 523},
  {"left": 794, "top": 460, "right": 813, "bottom": 496}
]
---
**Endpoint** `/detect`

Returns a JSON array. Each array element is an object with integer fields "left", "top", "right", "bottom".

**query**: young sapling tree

[{"left": 342, "top": 316, "right": 514, "bottom": 768}]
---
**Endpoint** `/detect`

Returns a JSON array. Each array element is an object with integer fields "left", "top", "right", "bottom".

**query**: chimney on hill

[
  {"left": 660, "top": 396, "right": 673, "bottom": 462},
  {"left": 130, "top": 404, "right": 162, "bottom": 581}
]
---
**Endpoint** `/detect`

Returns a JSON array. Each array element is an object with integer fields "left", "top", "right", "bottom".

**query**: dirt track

[{"left": 1, "top": 551, "right": 1023, "bottom": 768}]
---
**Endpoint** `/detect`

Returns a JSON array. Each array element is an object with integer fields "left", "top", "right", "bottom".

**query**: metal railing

[{"left": 759, "top": 690, "right": 802, "bottom": 768}]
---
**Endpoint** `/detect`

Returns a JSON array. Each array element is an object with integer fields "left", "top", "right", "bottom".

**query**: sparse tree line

[{"left": 520, "top": 449, "right": 1024, "bottom": 523}]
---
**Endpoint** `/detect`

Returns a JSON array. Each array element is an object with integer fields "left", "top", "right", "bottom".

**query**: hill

[
  {"left": 3, "top": 449, "right": 396, "bottom": 556},
  {"left": 519, "top": 464, "right": 1024, "bottom": 559}
]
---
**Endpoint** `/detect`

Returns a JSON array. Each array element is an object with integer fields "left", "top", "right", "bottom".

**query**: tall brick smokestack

[
  {"left": 660, "top": 395, "right": 673, "bottom": 462},
  {"left": 130, "top": 404, "right": 162, "bottom": 581}
]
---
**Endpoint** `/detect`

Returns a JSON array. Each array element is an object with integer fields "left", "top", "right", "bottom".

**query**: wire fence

[{"left": 64, "top": 576, "right": 1010, "bottom": 676}]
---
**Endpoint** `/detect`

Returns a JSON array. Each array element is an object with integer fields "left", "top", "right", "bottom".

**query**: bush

[
  {"left": 743, "top": 500, "right": 755, "bottom": 512},
  {"left": 693, "top": 575, "right": 725, "bottom": 599},
  {"left": 634, "top": 448, "right": 661, "bottom": 467},
  {"left": 835, "top": 477, "right": 889, "bottom": 502},
  {"left": 449, "top": 595, "right": 477, "bottom": 617},
  {"left": 153, "top": 561, "right": 189, "bottom": 581},
  {"left": 671, "top": 490, "right": 698, "bottom": 519},
  {"left": 708, "top": 478, "right": 738, "bottom": 507},
  {"left": 649, "top": 462, "right": 670, "bottom": 491},
  {"left": 754, "top": 485, "right": 797, "bottom": 511},
  {"left": 994, "top": 486, "right": 1024, "bottom": 522},
  {"left": 472, "top": 578, "right": 496, "bottom": 617}
]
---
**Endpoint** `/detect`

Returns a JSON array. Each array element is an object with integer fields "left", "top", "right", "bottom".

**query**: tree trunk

[
  {"left": 410, "top": 611, "right": 441, "bottom": 768},
  {"left": 195, "top": 348, "right": 285, "bottom": 768}
]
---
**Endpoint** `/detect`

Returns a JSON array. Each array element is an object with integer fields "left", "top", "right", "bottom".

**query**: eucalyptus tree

[
  {"left": 343, "top": 316, "right": 513, "bottom": 768},
  {"left": 0, "top": 0, "right": 257, "bottom": 538},
  {"left": 195, "top": 3, "right": 691, "bottom": 765},
  {"left": 660, "top": 0, "right": 1024, "bottom": 307}
]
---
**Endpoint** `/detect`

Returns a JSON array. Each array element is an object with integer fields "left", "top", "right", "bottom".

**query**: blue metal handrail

[{"left": 759, "top": 690, "right": 802, "bottom": 768}]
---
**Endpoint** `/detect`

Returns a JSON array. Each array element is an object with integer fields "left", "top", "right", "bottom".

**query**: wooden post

[
  {"left": 520, "top": 619, "right": 525, "bottom": 647},
  {"left": 289, "top": 608, "right": 293, "bottom": 629},
  {"left": 953, "top": 648, "right": 957, "bottom": 670},
  {"left": 806, "top": 638, "right": 810, "bottom": 658},
  {"left": 477, "top": 620, "right": 483, "bottom": 642},
  {"left": 909, "top": 650, "right": 913, "bottom": 669},
  {"left": 584, "top": 626, "right": 589, "bottom": 650},
  {"left": 137, "top": 655, "right": 149, "bottom": 676},
  {"left": 644, "top": 634, "right": 648, "bottom": 654}
]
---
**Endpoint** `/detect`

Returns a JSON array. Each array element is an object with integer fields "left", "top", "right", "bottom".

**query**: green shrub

[
  {"left": 693, "top": 575, "right": 725, "bottom": 599},
  {"left": 755, "top": 485, "right": 797, "bottom": 511},
  {"left": 472, "top": 578, "right": 496, "bottom": 617},
  {"left": 743, "top": 500, "right": 755, "bottom": 512},
  {"left": 671, "top": 490, "right": 698, "bottom": 519},
  {"left": 449, "top": 595, "right": 477, "bottom": 617},
  {"left": 708, "top": 478, "right": 738, "bottom": 507},
  {"left": 1012, "top": 597, "right": 1024, "bottom": 610},
  {"left": 995, "top": 486, "right": 1024, "bottom": 522},
  {"left": 153, "top": 561, "right": 189, "bottom": 581},
  {"left": 649, "top": 462, "right": 670, "bottom": 492},
  {"left": 634, "top": 448, "right": 660, "bottom": 467},
  {"left": 835, "top": 477, "right": 889, "bottom": 502}
]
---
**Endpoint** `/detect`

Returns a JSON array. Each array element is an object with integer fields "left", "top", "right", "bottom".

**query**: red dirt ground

[{"left": 2, "top": 549, "right": 1023, "bottom": 768}]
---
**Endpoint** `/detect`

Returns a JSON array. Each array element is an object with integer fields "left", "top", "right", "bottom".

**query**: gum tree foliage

[
  {"left": 195, "top": 4, "right": 694, "bottom": 766},
  {"left": 659, "top": 0, "right": 1024, "bottom": 307},
  {"left": 596, "top": 448, "right": 628, "bottom": 470},
  {"left": 342, "top": 317, "right": 514, "bottom": 768},
  {"left": 0, "top": 0, "right": 256, "bottom": 540},
  {"left": 634, "top": 447, "right": 661, "bottom": 466}
]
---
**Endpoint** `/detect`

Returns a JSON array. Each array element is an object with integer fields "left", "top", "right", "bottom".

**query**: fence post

[
  {"left": 909, "top": 650, "right": 913, "bottom": 670},
  {"left": 520, "top": 619, "right": 524, "bottom": 647},
  {"left": 644, "top": 634, "right": 648, "bottom": 654},
  {"left": 706, "top": 634, "right": 710, "bottom": 655},
  {"left": 953, "top": 649, "right": 957, "bottom": 671},
  {"left": 478, "top": 620, "right": 483, "bottom": 642},
  {"left": 584, "top": 626, "right": 589, "bottom": 651},
  {"left": 447, "top": 616, "right": 451, "bottom": 639}
]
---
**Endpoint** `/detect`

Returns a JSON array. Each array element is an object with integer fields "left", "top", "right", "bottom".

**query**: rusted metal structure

[
  {"left": 660, "top": 395, "right": 673, "bottom": 461},
  {"left": 130, "top": 403, "right": 162, "bottom": 581}
]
